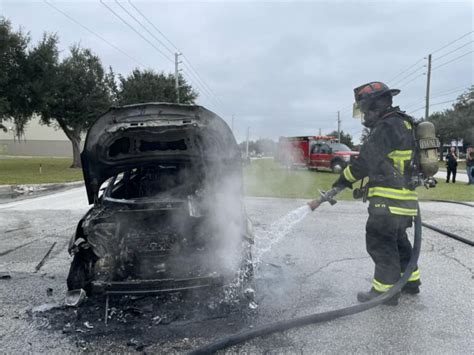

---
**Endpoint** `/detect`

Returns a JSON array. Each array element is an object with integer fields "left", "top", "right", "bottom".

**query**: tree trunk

[
  {"left": 438, "top": 138, "right": 444, "bottom": 161},
  {"left": 70, "top": 135, "right": 82, "bottom": 169},
  {"left": 56, "top": 119, "right": 82, "bottom": 168}
]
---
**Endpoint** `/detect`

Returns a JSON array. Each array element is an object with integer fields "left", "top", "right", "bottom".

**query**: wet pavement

[{"left": 0, "top": 187, "right": 472, "bottom": 353}]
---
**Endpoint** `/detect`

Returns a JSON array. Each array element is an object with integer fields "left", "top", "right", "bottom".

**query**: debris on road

[
  {"left": 65, "top": 288, "right": 87, "bottom": 307},
  {"left": 32, "top": 303, "right": 61, "bottom": 313},
  {"left": 244, "top": 287, "right": 255, "bottom": 301},
  {"left": 34, "top": 242, "right": 57, "bottom": 273},
  {"left": 0, "top": 272, "right": 12, "bottom": 279},
  {"left": 249, "top": 301, "right": 258, "bottom": 310}
]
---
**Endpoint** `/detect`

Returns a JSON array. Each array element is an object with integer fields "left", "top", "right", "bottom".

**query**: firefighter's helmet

[
  {"left": 353, "top": 82, "right": 400, "bottom": 113},
  {"left": 353, "top": 81, "right": 400, "bottom": 120}
]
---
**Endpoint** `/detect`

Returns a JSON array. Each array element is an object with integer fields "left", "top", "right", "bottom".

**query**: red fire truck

[{"left": 276, "top": 135, "right": 359, "bottom": 172}]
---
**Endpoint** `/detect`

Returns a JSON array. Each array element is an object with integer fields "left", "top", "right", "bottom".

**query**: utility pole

[
  {"left": 337, "top": 111, "right": 341, "bottom": 141},
  {"left": 175, "top": 52, "right": 182, "bottom": 103},
  {"left": 424, "top": 54, "right": 432, "bottom": 121},
  {"left": 246, "top": 127, "right": 250, "bottom": 159}
]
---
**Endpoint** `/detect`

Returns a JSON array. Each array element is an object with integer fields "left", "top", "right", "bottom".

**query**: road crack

[
  {"left": 291, "top": 256, "right": 369, "bottom": 317},
  {"left": 438, "top": 249, "right": 472, "bottom": 274}
]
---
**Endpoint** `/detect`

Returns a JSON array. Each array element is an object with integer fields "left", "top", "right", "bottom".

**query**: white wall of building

[{"left": 0, "top": 115, "right": 69, "bottom": 141}]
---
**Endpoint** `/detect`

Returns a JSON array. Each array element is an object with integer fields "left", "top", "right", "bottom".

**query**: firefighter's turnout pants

[{"left": 366, "top": 213, "right": 420, "bottom": 292}]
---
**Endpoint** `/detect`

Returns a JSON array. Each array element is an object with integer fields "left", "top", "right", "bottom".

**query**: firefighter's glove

[{"left": 332, "top": 175, "right": 353, "bottom": 190}]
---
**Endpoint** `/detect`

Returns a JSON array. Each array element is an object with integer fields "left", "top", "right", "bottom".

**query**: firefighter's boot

[
  {"left": 402, "top": 280, "right": 421, "bottom": 294},
  {"left": 357, "top": 288, "right": 399, "bottom": 306}
]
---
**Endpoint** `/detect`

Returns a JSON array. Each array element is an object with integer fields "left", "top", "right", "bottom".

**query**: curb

[{"left": 0, "top": 181, "right": 84, "bottom": 198}]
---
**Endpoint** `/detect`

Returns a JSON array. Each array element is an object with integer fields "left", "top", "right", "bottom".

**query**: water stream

[{"left": 253, "top": 204, "right": 312, "bottom": 267}]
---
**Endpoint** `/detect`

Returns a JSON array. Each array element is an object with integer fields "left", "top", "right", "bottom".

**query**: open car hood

[{"left": 81, "top": 103, "right": 239, "bottom": 204}]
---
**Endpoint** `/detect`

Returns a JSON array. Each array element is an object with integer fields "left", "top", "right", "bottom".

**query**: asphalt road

[{"left": 0, "top": 187, "right": 472, "bottom": 354}]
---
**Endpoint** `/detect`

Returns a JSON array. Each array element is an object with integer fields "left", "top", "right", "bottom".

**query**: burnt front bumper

[{"left": 91, "top": 275, "right": 224, "bottom": 295}]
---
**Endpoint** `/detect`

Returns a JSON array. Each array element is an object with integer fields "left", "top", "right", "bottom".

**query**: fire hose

[{"left": 190, "top": 187, "right": 423, "bottom": 355}]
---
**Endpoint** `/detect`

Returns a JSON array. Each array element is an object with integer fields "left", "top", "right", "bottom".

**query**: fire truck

[{"left": 276, "top": 135, "right": 359, "bottom": 173}]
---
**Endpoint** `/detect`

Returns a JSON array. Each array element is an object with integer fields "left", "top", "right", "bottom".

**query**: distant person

[
  {"left": 466, "top": 147, "right": 474, "bottom": 185},
  {"left": 445, "top": 147, "right": 458, "bottom": 183}
]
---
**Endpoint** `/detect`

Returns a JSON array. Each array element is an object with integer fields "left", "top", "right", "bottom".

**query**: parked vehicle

[
  {"left": 66, "top": 103, "right": 253, "bottom": 304},
  {"left": 276, "top": 135, "right": 358, "bottom": 172}
]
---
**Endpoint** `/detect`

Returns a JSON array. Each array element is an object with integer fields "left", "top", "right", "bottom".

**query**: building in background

[{"left": 0, "top": 116, "right": 83, "bottom": 157}]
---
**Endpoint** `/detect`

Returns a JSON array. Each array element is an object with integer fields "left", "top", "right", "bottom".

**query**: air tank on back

[{"left": 415, "top": 121, "right": 440, "bottom": 178}]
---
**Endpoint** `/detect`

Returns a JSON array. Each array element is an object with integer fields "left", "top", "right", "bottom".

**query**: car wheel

[
  {"left": 331, "top": 161, "right": 344, "bottom": 173},
  {"left": 67, "top": 253, "right": 93, "bottom": 294}
]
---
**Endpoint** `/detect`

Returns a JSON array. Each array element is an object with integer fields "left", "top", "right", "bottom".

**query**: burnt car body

[{"left": 67, "top": 103, "right": 253, "bottom": 300}]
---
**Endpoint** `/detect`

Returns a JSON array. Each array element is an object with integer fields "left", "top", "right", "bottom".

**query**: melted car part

[{"left": 65, "top": 288, "right": 87, "bottom": 307}]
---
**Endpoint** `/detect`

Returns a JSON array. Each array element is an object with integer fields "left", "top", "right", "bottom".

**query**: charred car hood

[{"left": 81, "top": 103, "right": 239, "bottom": 204}]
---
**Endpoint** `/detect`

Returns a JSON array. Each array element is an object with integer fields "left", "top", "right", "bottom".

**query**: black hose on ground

[
  {"left": 422, "top": 222, "right": 474, "bottom": 246},
  {"left": 190, "top": 208, "right": 423, "bottom": 355},
  {"left": 421, "top": 199, "right": 474, "bottom": 208},
  {"left": 419, "top": 199, "right": 473, "bottom": 246}
]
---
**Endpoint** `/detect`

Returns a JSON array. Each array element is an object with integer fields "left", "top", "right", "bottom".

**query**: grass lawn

[
  {"left": 244, "top": 159, "right": 474, "bottom": 202},
  {"left": 1, "top": 157, "right": 472, "bottom": 202},
  {"left": 0, "top": 157, "right": 83, "bottom": 185}
]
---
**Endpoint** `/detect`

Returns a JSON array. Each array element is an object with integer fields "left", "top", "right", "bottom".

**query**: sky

[{"left": 1, "top": 0, "right": 473, "bottom": 143}]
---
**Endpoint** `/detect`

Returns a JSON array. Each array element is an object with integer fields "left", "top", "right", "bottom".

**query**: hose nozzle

[{"left": 307, "top": 187, "right": 342, "bottom": 211}]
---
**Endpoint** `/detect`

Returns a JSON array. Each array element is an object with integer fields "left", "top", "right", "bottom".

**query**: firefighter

[{"left": 332, "top": 82, "right": 421, "bottom": 306}]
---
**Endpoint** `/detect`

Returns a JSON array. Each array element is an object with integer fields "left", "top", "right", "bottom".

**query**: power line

[
  {"left": 180, "top": 68, "right": 226, "bottom": 114},
  {"left": 100, "top": 0, "right": 173, "bottom": 63},
  {"left": 390, "top": 65, "right": 425, "bottom": 86},
  {"left": 114, "top": 0, "right": 175, "bottom": 55},
  {"left": 119, "top": 0, "right": 216, "bottom": 103},
  {"left": 387, "top": 57, "right": 424, "bottom": 84},
  {"left": 391, "top": 33, "right": 473, "bottom": 88},
  {"left": 44, "top": 0, "right": 146, "bottom": 67},
  {"left": 431, "top": 85, "right": 471, "bottom": 97},
  {"left": 181, "top": 68, "right": 220, "bottom": 107},
  {"left": 181, "top": 61, "right": 222, "bottom": 107},
  {"left": 432, "top": 50, "right": 473, "bottom": 71},
  {"left": 182, "top": 54, "right": 224, "bottom": 105},
  {"left": 431, "top": 87, "right": 468, "bottom": 100},
  {"left": 433, "top": 41, "right": 473, "bottom": 61},
  {"left": 341, "top": 32, "right": 473, "bottom": 117},
  {"left": 127, "top": 0, "right": 179, "bottom": 52},
  {"left": 431, "top": 30, "right": 473, "bottom": 54},
  {"left": 403, "top": 87, "right": 466, "bottom": 111},
  {"left": 397, "top": 72, "right": 426, "bottom": 89},
  {"left": 126, "top": 0, "right": 226, "bottom": 111},
  {"left": 408, "top": 99, "right": 457, "bottom": 114}
]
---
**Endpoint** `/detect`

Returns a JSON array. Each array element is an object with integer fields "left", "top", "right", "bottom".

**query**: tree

[
  {"left": 0, "top": 18, "right": 31, "bottom": 138},
  {"left": 428, "top": 86, "right": 474, "bottom": 158},
  {"left": 428, "top": 111, "right": 454, "bottom": 160},
  {"left": 40, "top": 45, "right": 113, "bottom": 168},
  {"left": 27, "top": 33, "right": 60, "bottom": 123},
  {"left": 117, "top": 69, "right": 198, "bottom": 105},
  {"left": 451, "top": 86, "right": 474, "bottom": 147},
  {"left": 328, "top": 130, "right": 354, "bottom": 149}
]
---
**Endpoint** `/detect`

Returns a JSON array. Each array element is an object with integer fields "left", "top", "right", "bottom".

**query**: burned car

[{"left": 66, "top": 103, "right": 253, "bottom": 303}]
